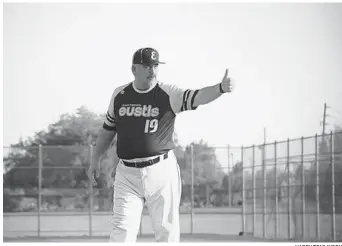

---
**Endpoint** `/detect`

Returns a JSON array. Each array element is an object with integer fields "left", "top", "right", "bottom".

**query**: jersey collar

[{"left": 132, "top": 80, "right": 158, "bottom": 94}]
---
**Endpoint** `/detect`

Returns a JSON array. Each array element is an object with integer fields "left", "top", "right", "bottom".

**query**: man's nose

[{"left": 148, "top": 66, "right": 156, "bottom": 73}]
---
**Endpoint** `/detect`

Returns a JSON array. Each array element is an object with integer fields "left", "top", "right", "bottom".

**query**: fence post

[
  {"left": 300, "top": 136, "right": 306, "bottom": 240},
  {"left": 315, "top": 134, "right": 320, "bottom": 240},
  {"left": 287, "top": 139, "right": 291, "bottom": 239},
  {"left": 206, "top": 184, "right": 209, "bottom": 207},
  {"left": 330, "top": 131, "right": 336, "bottom": 241},
  {"left": 241, "top": 146, "right": 245, "bottom": 235},
  {"left": 301, "top": 137, "right": 306, "bottom": 240},
  {"left": 227, "top": 145, "right": 232, "bottom": 208},
  {"left": 262, "top": 143, "right": 266, "bottom": 238},
  {"left": 252, "top": 145, "right": 256, "bottom": 237},
  {"left": 89, "top": 144, "right": 94, "bottom": 237},
  {"left": 38, "top": 144, "right": 42, "bottom": 237},
  {"left": 274, "top": 141, "right": 279, "bottom": 238},
  {"left": 190, "top": 144, "right": 194, "bottom": 235}
]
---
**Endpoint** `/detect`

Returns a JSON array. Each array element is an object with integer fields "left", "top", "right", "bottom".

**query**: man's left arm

[{"left": 193, "top": 69, "right": 233, "bottom": 107}]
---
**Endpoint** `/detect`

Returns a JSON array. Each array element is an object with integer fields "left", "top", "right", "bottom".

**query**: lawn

[
  {"left": 3, "top": 207, "right": 244, "bottom": 241},
  {"left": 3, "top": 206, "right": 341, "bottom": 242}
]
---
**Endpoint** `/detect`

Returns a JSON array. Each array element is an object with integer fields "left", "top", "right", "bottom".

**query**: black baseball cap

[{"left": 132, "top": 48, "right": 165, "bottom": 65}]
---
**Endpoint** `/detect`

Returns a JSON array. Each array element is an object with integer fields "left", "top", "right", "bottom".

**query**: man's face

[{"left": 133, "top": 63, "right": 159, "bottom": 83}]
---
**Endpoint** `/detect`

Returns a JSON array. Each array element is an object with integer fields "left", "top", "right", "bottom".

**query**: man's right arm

[
  {"left": 88, "top": 88, "right": 119, "bottom": 180},
  {"left": 91, "top": 127, "right": 117, "bottom": 167}
]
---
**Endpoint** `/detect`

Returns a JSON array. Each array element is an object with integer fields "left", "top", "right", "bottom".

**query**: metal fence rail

[{"left": 3, "top": 131, "right": 342, "bottom": 241}]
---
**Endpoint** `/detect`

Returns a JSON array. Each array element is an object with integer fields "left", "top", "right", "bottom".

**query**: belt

[{"left": 122, "top": 152, "right": 169, "bottom": 168}]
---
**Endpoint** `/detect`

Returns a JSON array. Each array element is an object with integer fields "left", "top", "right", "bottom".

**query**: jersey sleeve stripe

[
  {"left": 106, "top": 117, "right": 115, "bottom": 124},
  {"left": 106, "top": 113, "right": 115, "bottom": 123},
  {"left": 186, "top": 90, "right": 195, "bottom": 111},
  {"left": 106, "top": 112, "right": 115, "bottom": 121},
  {"left": 181, "top": 90, "right": 188, "bottom": 111},
  {"left": 181, "top": 89, "right": 190, "bottom": 111},
  {"left": 190, "top": 90, "right": 199, "bottom": 110}
]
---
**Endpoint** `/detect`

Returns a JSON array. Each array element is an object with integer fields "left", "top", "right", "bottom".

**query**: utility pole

[
  {"left": 264, "top": 127, "right": 266, "bottom": 143},
  {"left": 322, "top": 103, "right": 327, "bottom": 136}
]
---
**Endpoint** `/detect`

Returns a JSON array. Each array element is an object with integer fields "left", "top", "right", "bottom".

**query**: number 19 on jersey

[{"left": 145, "top": 119, "right": 158, "bottom": 133}]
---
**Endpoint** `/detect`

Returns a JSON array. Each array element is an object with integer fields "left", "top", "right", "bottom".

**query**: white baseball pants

[{"left": 109, "top": 151, "right": 182, "bottom": 242}]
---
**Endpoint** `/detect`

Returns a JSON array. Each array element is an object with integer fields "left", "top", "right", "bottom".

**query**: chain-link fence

[
  {"left": 242, "top": 132, "right": 342, "bottom": 241},
  {"left": 3, "top": 132, "right": 342, "bottom": 241}
]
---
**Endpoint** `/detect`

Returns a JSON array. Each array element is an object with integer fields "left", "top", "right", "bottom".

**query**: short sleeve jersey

[{"left": 103, "top": 82, "right": 199, "bottom": 160}]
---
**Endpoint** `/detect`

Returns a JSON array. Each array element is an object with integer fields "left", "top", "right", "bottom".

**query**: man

[{"left": 87, "top": 47, "right": 233, "bottom": 242}]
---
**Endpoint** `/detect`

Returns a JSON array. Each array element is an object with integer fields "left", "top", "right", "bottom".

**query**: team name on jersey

[{"left": 119, "top": 104, "right": 159, "bottom": 117}]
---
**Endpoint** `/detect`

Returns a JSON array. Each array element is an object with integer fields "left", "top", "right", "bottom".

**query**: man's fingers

[
  {"left": 87, "top": 166, "right": 99, "bottom": 186},
  {"left": 92, "top": 175, "right": 97, "bottom": 186},
  {"left": 91, "top": 171, "right": 97, "bottom": 186},
  {"left": 87, "top": 172, "right": 95, "bottom": 186},
  {"left": 87, "top": 169, "right": 92, "bottom": 180},
  {"left": 95, "top": 168, "right": 100, "bottom": 178}
]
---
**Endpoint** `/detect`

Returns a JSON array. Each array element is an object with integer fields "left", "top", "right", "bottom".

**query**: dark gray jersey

[{"left": 103, "top": 82, "right": 199, "bottom": 159}]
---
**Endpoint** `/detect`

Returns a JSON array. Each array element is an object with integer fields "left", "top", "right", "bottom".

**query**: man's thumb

[{"left": 223, "top": 68, "right": 228, "bottom": 80}]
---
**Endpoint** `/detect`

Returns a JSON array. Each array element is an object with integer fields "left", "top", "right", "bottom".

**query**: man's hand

[
  {"left": 220, "top": 69, "right": 234, "bottom": 93},
  {"left": 87, "top": 160, "right": 100, "bottom": 186},
  {"left": 192, "top": 68, "right": 235, "bottom": 107}
]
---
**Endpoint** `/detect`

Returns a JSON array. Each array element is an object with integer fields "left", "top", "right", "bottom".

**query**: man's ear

[{"left": 132, "top": 65, "right": 136, "bottom": 73}]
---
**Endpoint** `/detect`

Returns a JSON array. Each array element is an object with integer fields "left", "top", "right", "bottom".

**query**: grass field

[
  {"left": 244, "top": 200, "right": 342, "bottom": 241},
  {"left": 4, "top": 234, "right": 281, "bottom": 242},
  {"left": 4, "top": 209, "right": 242, "bottom": 237},
  {"left": 3, "top": 206, "right": 342, "bottom": 242},
  {"left": 3, "top": 207, "right": 248, "bottom": 242}
]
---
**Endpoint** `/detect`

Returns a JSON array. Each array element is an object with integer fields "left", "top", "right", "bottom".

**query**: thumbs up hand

[{"left": 220, "top": 69, "right": 234, "bottom": 93}]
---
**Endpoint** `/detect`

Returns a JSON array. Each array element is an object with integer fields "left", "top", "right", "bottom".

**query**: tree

[
  {"left": 180, "top": 140, "right": 225, "bottom": 186},
  {"left": 176, "top": 140, "right": 226, "bottom": 207},
  {"left": 222, "top": 175, "right": 229, "bottom": 192},
  {"left": 221, "top": 161, "right": 243, "bottom": 194},
  {"left": 3, "top": 106, "right": 117, "bottom": 211}
]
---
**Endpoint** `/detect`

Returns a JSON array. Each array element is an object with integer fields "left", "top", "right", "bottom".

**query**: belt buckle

[{"left": 134, "top": 161, "right": 139, "bottom": 168}]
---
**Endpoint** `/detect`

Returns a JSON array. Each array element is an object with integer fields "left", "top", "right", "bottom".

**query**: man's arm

[
  {"left": 193, "top": 69, "right": 233, "bottom": 107},
  {"left": 88, "top": 87, "right": 120, "bottom": 182},
  {"left": 88, "top": 125, "right": 117, "bottom": 183},
  {"left": 192, "top": 83, "right": 222, "bottom": 107},
  {"left": 91, "top": 127, "right": 117, "bottom": 168},
  {"left": 162, "top": 69, "right": 233, "bottom": 114}
]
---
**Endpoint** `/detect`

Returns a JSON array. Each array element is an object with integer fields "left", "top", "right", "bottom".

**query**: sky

[{"left": 3, "top": 2, "right": 342, "bottom": 159}]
